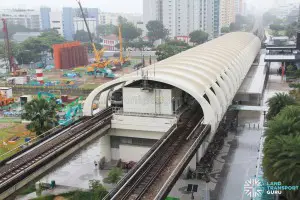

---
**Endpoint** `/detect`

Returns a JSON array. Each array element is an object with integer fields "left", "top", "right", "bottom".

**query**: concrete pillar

[
  {"left": 189, "top": 154, "right": 197, "bottom": 171},
  {"left": 99, "top": 135, "right": 111, "bottom": 162}
]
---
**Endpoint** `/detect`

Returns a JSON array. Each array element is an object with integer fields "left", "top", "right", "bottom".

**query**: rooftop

[
  {"left": 102, "top": 34, "right": 118, "bottom": 41},
  {"left": 12, "top": 32, "right": 42, "bottom": 43}
]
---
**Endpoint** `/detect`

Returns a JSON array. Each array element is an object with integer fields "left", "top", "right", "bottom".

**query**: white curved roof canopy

[{"left": 83, "top": 32, "right": 261, "bottom": 131}]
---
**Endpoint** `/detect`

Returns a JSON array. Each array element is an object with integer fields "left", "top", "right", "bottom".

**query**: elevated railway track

[
  {"left": 105, "top": 104, "right": 211, "bottom": 200},
  {"left": 0, "top": 108, "right": 112, "bottom": 197}
]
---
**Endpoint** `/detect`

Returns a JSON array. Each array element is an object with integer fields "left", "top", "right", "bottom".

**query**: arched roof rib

[{"left": 84, "top": 32, "right": 261, "bottom": 131}]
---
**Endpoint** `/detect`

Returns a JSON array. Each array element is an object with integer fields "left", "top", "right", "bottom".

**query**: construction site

[{"left": 0, "top": 0, "right": 153, "bottom": 162}]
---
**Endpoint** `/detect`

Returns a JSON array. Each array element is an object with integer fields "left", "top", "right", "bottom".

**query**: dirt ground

[{"left": 43, "top": 58, "right": 147, "bottom": 90}]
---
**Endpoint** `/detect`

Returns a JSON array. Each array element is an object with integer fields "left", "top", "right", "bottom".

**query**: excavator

[
  {"left": 112, "top": 25, "right": 131, "bottom": 67},
  {"left": 76, "top": 0, "right": 115, "bottom": 78},
  {"left": 59, "top": 98, "right": 82, "bottom": 126},
  {"left": 0, "top": 93, "right": 14, "bottom": 107}
]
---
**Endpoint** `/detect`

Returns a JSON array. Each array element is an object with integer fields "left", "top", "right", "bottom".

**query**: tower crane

[
  {"left": 112, "top": 24, "right": 131, "bottom": 67},
  {"left": 1, "top": 18, "right": 18, "bottom": 75},
  {"left": 75, "top": 0, "right": 113, "bottom": 75}
]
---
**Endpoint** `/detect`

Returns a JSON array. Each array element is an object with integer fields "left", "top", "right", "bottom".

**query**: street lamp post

[{"left": 205, "top": 174, "right": 210, "bottom": 200}]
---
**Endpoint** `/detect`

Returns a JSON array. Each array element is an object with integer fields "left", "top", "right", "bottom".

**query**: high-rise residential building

[
  {"left": 220, "top": 0, "right": 235, "bottom": 28},
  {"left": 272, "top": 0, "right": 299, "bottom": 19},
  {"left": 0, "top": 9, "right": 40, "bottom": 30},
  {"left": 48, "top": 7, "right": 99, "bottom": 41},
  {"left": 143, "top": 0, "right": 221, "bottom": 39},
  {"left": 143, "top": 0, "right": 158, "bottom": 25},
  {"left": 234, "top": 0, "right": 244, "bottom": 15},
  {"left": 74, "top": 17, "right": 97, "bottom": 35},
  {"left": 62, "top": 7, "right": 75, "bottom": 41},
  {"left": 49, "top": 11, "right": 63, "bottom": 35},
  {"left": 40, "top": 7, "right": 51, "bottom": 30},
  {"left": 99, "top": 12, "right": 142, "bottom": 26}
]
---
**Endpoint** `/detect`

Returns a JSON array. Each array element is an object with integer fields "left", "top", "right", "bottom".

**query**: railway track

[
  {"left": 108, "top": 105, "right": 202, "bottom": 200},
  {"left": 0, "top": 107, "right": 112, "bottom": 192}
]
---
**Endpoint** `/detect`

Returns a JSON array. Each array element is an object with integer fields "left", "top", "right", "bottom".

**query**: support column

[{"left": 99, "top": 135, "right": 111, "bottom": 162}]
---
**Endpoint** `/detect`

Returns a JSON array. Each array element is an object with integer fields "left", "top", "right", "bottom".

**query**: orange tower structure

[{"left": 53, "top": 41, "right": 88, "bottom": 69}]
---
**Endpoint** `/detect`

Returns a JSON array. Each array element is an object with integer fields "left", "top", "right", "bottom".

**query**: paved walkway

[{"left": 15, "top": 185, "right": 81, "bottom": 200}]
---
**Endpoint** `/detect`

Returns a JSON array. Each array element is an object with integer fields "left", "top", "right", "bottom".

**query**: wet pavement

[{"left": 38, "top": 136, "right": 112, "bottom": 190}]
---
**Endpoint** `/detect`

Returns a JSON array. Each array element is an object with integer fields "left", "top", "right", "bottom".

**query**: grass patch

[
  {"left": 79, "top": 83, "right": 99, "bottom": 90},
  {"left": 19, "top": 183, "right": 36, "bottom": 195},
  {"left": 30, "top": 190, "right": 106, "bottom": 200},
  {"left": 0, "top": 123, "right": 34, "bottom": 161}
]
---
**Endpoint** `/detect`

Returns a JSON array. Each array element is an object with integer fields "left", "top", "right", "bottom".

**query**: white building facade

[
  {"left": 49, "top": 11, "right": 63, "bottom": 35},
  {"left": 73, "top": 17, "right": 97, "bottom": 35},
  {"left": 0, "top": 9, "right": 40, "bottom": 30},
  {"left": 99, "top": 12, "right": 142, "bottom": 26},
  {"left": 143, "top": 0, "right": 221, "bottom": 39}
]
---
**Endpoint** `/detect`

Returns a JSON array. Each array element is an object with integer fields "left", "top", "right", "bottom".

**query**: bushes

[{"left": 263, "top": 106, "right": 300, "bottom": 199}]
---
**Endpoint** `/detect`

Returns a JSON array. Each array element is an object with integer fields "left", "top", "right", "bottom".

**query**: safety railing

[{"left": 112, "top": 107, "right": 177, "bottom": 118}]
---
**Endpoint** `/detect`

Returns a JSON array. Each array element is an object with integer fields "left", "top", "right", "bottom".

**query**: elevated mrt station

[{"left": 83, "top": 32, "right": 262, "bottom": 169}]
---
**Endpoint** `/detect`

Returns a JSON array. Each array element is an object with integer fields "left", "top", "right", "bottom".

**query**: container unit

[
  {"left": 20, "top": 95, "right": 33, "bottom": 106},
  {"left": 0, "top": 87, "right": 13, "bottom": 98},
  {"left": 7, "top": 77, "right": 28, "bottom": 85}
]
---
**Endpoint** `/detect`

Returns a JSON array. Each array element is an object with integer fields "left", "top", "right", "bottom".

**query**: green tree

[
  {"left": 221, "top": 27, "right": 230, "bottom": 34},
  {"left": 263, "top": 106, "right": 300, "bottom": 199},
  {"left": 269, "top": 24, "right": 285, "bottom": 32},
  {"left": 285, "top": 22, "right": 298, "bottom": 38},
  {"left": 146, "top": 20, "right": 169, "bottom": 44},
  {"left": 266, "top": 93, "right": 296, "bottom": 120},
  {"left": 133, "top": 38, "right": 153, "bottom": 51},
  {"left": 189, "top": 30, "right": 209, "bottom": 45},
  {"left": 115, "top": 16, "right": 141, "bottom": 42},
  {"left": 156, "top": 40, "right": 191, "bottom": 61},
  {"left": 85, "top": 42, "right": 103, "bottom": 53},
  {"left": 0, "top": 41, "right": 19, "bottom": 61},
  {"left": 97, "top": 24, "right": 117, "bottom": 36},
  {"left": 0, "top": 23, "right": 34, "bottom": 39},
  {"left": 21, "top": 98, "right": 59, "bottom": 136},
  {"left": 103, "top": 167, "right": 123, "bottom": 184},
  {"left": 263, "top": 12, "right": 276, "bottom": 25},
  {"left": 38, "top": 29, "right": 65, "bottom": 48},
  {"left": 74, "top": 30, "right": 91, "bottom": 43},
  {"left": 88, "top": 180, "right": 108, "bottom": 199}
]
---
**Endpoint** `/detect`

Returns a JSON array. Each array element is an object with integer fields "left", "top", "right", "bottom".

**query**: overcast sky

[
  {"left": 0, "top": 0, "right": 143, "bottom": 13},
  {"left": 1, "top": 0, "right": 298, "bottom": 14}
]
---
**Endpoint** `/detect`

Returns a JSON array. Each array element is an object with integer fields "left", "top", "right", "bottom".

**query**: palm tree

[
  {"left": 22, "top": 98, "right": 59, "bottom": 136},
  {"left": 265, "top": 106, "right": 300, "bottom": 139},
  {"left": 263, "top": 135, "right": 300, "bottom": 199},
  {"left": 266, "top": 93, "right": 296, "bottom": 120},
  {"left": 263, "top": 105, "right": 300, "bottom": 199}
]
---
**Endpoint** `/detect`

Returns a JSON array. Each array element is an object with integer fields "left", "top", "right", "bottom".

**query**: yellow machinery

[
  {"left": 76, "top": 0, "right": 111, "bottom": 70},
  {"left": 113, "top": 25, "right": 130, "bottom": 66}
]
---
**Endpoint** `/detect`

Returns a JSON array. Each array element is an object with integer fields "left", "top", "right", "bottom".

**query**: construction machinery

[
  {"left": 37, "top": 92, "right": 62, "bottom": 104},
  {"left": 76, "top": 0, "right": 114, "bottom": 78},
  {"left": 59, "top": 98, "right": 82, "bottom": 126},
  {"left": 1, "top": 18, "right": 18, "bottom": 75},
  {"left": 0, "top": 93, "right": 14, "bottom": 107},
  {"left": 112, "top": 25, "right": 131, "bottom": 67}
]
